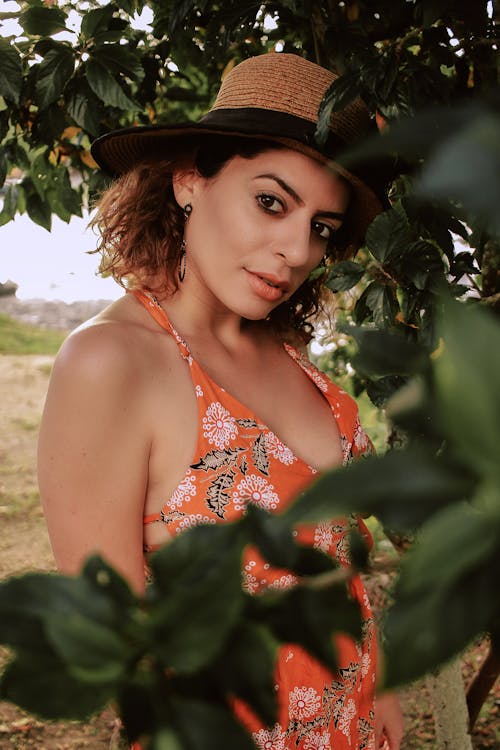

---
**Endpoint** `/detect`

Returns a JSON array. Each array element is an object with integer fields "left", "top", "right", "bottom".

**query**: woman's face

[{"left": 173, "top": 148, "right": 350, "bottom": 320}]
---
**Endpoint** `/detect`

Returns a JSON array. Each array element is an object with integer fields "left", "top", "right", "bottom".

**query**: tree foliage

[{"left": 0, "top": 1, "right": 499, "bottom": 747}]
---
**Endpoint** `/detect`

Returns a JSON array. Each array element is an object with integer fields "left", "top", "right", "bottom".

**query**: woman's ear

[{"left": 172, "top": 164, "right": 201, "bottom": 208}]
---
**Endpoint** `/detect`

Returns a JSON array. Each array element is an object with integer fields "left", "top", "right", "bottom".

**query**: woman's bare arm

[{"left": 38, "top": 323, "right": 151, "bottom": 594}]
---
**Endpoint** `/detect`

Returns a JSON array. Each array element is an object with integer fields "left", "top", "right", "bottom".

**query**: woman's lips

[{"left": 245, "top": 270, "right": 289, "bottom": 302}]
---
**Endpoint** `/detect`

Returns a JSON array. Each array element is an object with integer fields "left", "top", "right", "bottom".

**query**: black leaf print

[
  {"left": 191, "top": 447, "right": 245, "bottom": 472},
  {"left": 160, "top": 509, "right": 185, "bottom": 524},
  {"left": 205, "top": 469, "right": 235, "bottom": 518},
  {"left": 252, "top": 433, "right": 270, "bottom": 476},
  {"left": 236, "top": 418, "right": 259, "bottom": 428},
  {"left": 240, "top": 455, "right": 248, "bottom": 475}
]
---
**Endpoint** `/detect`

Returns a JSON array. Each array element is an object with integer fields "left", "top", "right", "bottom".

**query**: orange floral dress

[{"left": 136, "top": 290, "right": 377, "bottom": 750}]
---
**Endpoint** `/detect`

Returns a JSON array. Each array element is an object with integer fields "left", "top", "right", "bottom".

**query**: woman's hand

[{"left": 375, "top": 691, "right": 405, "bottom": 749}]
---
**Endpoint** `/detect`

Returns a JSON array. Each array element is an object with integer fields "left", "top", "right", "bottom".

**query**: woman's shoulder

[{"left": 51, "top": 293, "right": 180, "bottom": 394}]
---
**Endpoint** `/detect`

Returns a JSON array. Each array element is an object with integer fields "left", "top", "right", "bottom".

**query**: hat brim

[{"left": 91, "top": 117, "right": 386, "bottom": 248}]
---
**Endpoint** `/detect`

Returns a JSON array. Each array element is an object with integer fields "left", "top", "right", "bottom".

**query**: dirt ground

[{"left": 0, "top": 353, "right": 498, "bottom": 749}]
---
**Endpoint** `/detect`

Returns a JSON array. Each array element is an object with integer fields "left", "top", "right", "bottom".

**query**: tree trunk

[{"left": 427, "top": 659, "right": 473, "bottom": 750}]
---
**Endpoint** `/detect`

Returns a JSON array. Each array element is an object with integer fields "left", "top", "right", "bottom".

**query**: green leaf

[
  {"left": 26, "top": 189, "right": 52, "bottom": 231},
  {"left": 171, "top": 696, "right": 256, "bottom": 750},
  {"left": 86, "top": 59, "right": 137, "bottom": 110},
  {"left": 402, "top": 240, "right": 445, "bottom": 290},
  {"left": 0, "top": 39, "right": 23, "bottom": 105},
  {"left": 0, "top": 652, "right": 113, "bottom": 720},
  {"left": 81, "top": 4, "right": 115, "bottom": 39},
  {"left": 0, "top": 148, "right": 7, "bottom": 190},
  {"left": 253, "top": 582, "right": 362, "bottom": 674},
  {"left": 19, "top": 6, "right": 68, "bottom": 36},
  {"left": 316, "top": 72, "right": 359, "bottom": 146},
  {"left": 31, "top": 152, "right": 51, "bottom": 199},
  {"left": 348, "top": 327, "right": 429, "bottom": 377},
  {"left": 0, "top": 184, "right": 20, "bottom": 226},
  {"left": 0, "top": 571, "right": 121, "bottom": 644},
  {"left": 83, "top": 554, "right": 138, "bottom": 611},
  {"left": 434, "top": 299, "right": 500, "bottom": 477},
  {"left": 365, "top": 209, "right": 414, "bottom": 264},
  {"left": 93, "top": 44, "right": 145, "bottom": 82},
  {"left": 35, "top": 45, "right": 75, "bottom": 110},
  {"left": 383, "top": 504, "right": 500, "bottom": 687},
  {"left": 45, "top": 614, "right": 131, "bottom": 684},
  {"left": 67, "top": 86, "right": 102, "bottom": 137},
  {"left": 148, "top": 728, "right": 185, "bottom": 750},
  {"left": 284, "top": 447, "right": 477, "bottom": 532},
  {"left": 326, "top": 260, "right": 365, "bottom": 292},
  {"left": 416, "top": 112, "right": 500, "bottom": 236},
  {"left": 365, "top": 282, "right": 399, "bottom": 327},
  {"left": 244, "top": 503, "right": 298, "bottom": 570},
  {"left": 148, "top": 524, "right": 245, "bottom": 673},
  {"left": 211, "top": 622, "right": 278, "bottom": 727}
]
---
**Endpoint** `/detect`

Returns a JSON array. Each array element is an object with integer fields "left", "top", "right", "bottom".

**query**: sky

[{"left": 1, "top": 215, "right": 122, "bottom": 302}]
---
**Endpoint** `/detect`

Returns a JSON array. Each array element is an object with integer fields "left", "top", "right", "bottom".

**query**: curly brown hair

[{"left": 91, "top": 137, "right": 357, "bottom": 342}]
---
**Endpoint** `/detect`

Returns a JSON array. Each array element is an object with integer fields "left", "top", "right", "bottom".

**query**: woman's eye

[
  {"left": 257, "top": 194, "right": 283, "bottom": 213},
  {"left": 312, "top": 221, "right": 335, "bottom": 240}
]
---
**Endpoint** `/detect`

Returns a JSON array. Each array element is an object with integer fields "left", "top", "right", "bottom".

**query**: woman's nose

[{"left": 275, "top": 219, "right": 311, "bottom": 267}]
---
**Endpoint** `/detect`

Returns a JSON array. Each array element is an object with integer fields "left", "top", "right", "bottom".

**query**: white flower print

[
  {"left": 313, "top": 521, "right": 333, "bottom": 554},
  {"left": 303, "top": 730, "right": 331, "bottom": 750},
  {"left": 164, "top": 470, "right": 196, "bottom": 511},
  {"left": 307, "top": 367, "right": 329, "bottom": 393},
  {"left": 353, "top": 417, "right": 371, "bottom": 454},
  {"left": 253, "top": 723, "right": 287, "bottom": 750},
  {"left": 242, "top": 560, "right": 259, "bottom": 594},
  {"left": 339, "top": 697, "right": 356, "bottom": 738},
  {"left": 264, "top": 432, "right": 296, "bottom": 465},
  {"left": 289, "top": 686, "right": 321, "bottom": 721},
  {"left": 202, "top": 401, "right": 238, "bottom": 449},
  {"left": 268, "top": 573, "right": 298, "bottom": 590},
  {"left": 176, "top": 514, "right": 216, "bottom": 533},
  {"left": 233, "top": 474, "right": 279, "bottom": 511},
  {"left": 360, "top": 652, "right": 371, "bottom": 678},
  {"left": 195, "top": 384, "right": 204, "bottom": 398}
]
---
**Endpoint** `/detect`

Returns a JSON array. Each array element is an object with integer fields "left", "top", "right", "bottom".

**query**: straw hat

[{"left": 91, "top": 53, "right": 387, "bottom": 241}]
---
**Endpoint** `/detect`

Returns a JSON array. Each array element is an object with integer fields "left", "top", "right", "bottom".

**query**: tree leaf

[
  {"left": 19, "top": 6, "right": 68, "bottom": 36},
  {"left": 148, "top": 524, "right": 245, "bottom": 673},
  {"left": 67, "top": 86, "right": 102, "bottom": 137},
  {"left": 0, "top": 38, "right": 23, "bottom": 106},
  {"left": 365, "top": 282, "right": 399, "bottom": 327},
  {"left": 93, "top": 44, "right": 145, "bottom": 82},
  {"left": 416, "top": 112, "right": 500, "bottom": 236},
  {"left": 26, "top": 189, "right": 52, "bottom": 231},
  {"left": 253, "top": 582, "right": 362, "bottom": 674},
  {"left": 211, "top": 622, "right": 278, "bottom": 727},
  {"left": 81, "top": 4, "right": 115, "bottom": 39},
  {"left": 365, "top": 209, "right": 414, "bottom": 264},
  {"left": 35, "top": 45, "right": 75, "bottom": 110},
  {"left": 0, "top": 652, "right": 113, "bottom": 720},
  {"left": 171, "top": 696, "right": 256, "bottom": 750},
  {"left": 284, "top": 446, "right": 477, "bottom": 532},
  {"left": 348, "top": 326, "right": 429, "bottom": 377},
  {"left": 326, "top": 260, "right": 365, "bottom": 292},
  {"left": 434, "top": 299, "right": 500, "bottom": 477},
  {"left": 383, "top": 504, "right": 500, "bottom": 687},
  {"left": 45, "top": 613, "right": 131, "bottom": 684},
  {"left": 86, "top": 59, "right": 137, "bottom": 110},
  {"left": 316, "top": 72, "right": 359, "bottom": 146}
]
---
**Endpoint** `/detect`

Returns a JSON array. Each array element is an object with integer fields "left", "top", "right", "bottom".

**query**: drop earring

[{"left": 178, "top": 203, "right": 192, "bottom": 282}]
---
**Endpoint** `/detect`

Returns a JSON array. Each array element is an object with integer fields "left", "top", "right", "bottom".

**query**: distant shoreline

[{"left": 0, "top": 296, "right": 113, "bottom": 331}]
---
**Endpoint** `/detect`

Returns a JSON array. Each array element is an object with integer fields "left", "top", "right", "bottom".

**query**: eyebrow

[{"left": 255, "top": 173, "right": 346, "bottom": 221}]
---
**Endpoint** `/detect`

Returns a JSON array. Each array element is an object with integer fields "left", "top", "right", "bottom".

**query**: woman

[{"left": 38, "top": 53, "right": 403, "bottom": 749}]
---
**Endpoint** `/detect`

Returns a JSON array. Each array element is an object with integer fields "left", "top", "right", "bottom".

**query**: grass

[{"left": 0, "top": 313, "right": 65, "bottom": 355}]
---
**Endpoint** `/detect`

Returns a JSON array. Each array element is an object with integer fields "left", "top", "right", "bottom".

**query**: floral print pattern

[
  {"left": 202, "top": 401, "right": 238, "bottom": 449},
  {"left": 135, "top": 290, "right": 377, "bottom": 750},
  {"left": 233, "top": 473, "right": 280, "bottom": 511}
]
